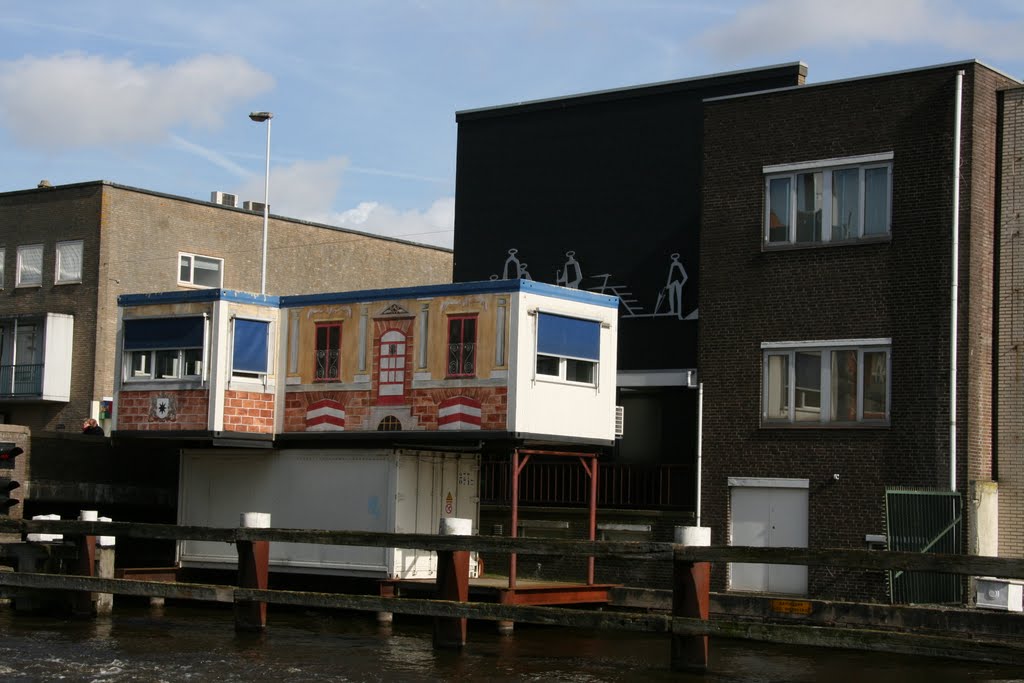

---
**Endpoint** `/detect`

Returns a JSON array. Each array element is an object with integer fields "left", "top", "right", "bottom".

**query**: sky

[{"left": 2, "top": 1, "right": 1023, "bottom": 250}]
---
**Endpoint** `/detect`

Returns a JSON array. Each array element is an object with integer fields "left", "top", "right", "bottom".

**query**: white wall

[{"left": 508, "top": 290, "right": 618, "bottom": 443}]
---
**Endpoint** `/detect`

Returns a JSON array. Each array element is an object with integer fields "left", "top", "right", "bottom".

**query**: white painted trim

[
  {"left": 763, "top": 152, "right": 893, "bottom": 174},
  {"left": 728, "top": 477, "right": 809, "bottom": 489},
  {"left": 617, "top": 368, "right": 695, "bottom": 387},
  {"left": 761, "top": 338, "right": 890, "bottom": 349}
]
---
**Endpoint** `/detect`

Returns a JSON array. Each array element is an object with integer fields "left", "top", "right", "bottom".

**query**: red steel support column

[
  {"left": 584, "top": 455, "right": 597, "bottom": 585},
  {"left": 671, "top": 526, "right": 712, "bottom": 672},
  {"left": 235, "top": 512, "right": 271, "bottom": 632},
  {"left": 434, "top": 517, "right": 472, "bottom": 649}
]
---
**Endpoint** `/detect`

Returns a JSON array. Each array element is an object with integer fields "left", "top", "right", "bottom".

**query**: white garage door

[{"left": 729, "top": 479, "right": 808, "bottom": 595}]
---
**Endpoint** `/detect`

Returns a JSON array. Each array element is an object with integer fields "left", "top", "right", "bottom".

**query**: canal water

[{"left": 1, "top": 603, "right": 1022, "bottom": 682}]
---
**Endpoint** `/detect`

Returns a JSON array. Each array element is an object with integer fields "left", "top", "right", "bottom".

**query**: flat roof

[
  {"left": 0, "top": 180, "right": 451, "bottom": 254},
  {"left": 455, "top": 62, "right": 807, "bottom": 121}
]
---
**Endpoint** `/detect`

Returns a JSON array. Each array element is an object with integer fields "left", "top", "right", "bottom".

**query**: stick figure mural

[
  {"left": 556, "top": 251, "right": 583, "bottom": 289},
  {"left": 493, "top": 248, "right": 696, "bottom": 320}
]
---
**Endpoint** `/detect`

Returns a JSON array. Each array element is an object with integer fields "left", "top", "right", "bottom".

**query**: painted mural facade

[{"left": 113, "top": 280, "right": 620, "bottom": 445}]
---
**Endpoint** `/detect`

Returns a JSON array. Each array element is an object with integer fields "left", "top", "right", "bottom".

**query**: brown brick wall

[
  {"left": 223, "top": 390, "right": 274, "bottom": 434},
  {"left": 117, "top": 390, "right": 209, "bottom": 430},
  {"left": 699, "top": 63, "right": 1014, "bottom": 600},
  {"left": 997, "top": 86, "right": 1024, "bottom": 558}
]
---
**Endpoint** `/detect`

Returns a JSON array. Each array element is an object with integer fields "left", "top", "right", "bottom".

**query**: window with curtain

[
  {"left": 764, "top": 154, "right": 892, "bottom": 246},
  {"left": 763, "top": 340, "right": 889, "bottom": 425},
  {"left": 55, "top": 240, "right": 83, "bottom": 284},
  {"left": 232, "top": 318, "right": 270, "bottom": 377},
  {"left": 16, "top": 244, "right": 43, "bottom": 287},
  {"left": 535, "top": 312, "right": 600, "bottom": 385},
  {"left": 123, "top": 316, "right": 205, "bottom": 381}
]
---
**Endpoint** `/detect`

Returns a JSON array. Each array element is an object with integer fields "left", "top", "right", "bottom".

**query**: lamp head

[{"left": 249, "top": 111, "right": 273, "bottom": 122}]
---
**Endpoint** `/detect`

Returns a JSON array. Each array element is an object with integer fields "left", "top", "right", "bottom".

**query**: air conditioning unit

[
  {"left": 614, "top": 405, "right": 624, "bottom": 438},
  {"left": 975, "top": 577, "right": 1023, "bottom": 612},
  {"left": 244, "top": 201, "right": 267, "bottom": 213},
  {"left": 211, "top": 191, "right": 238, "bottom": 207}
]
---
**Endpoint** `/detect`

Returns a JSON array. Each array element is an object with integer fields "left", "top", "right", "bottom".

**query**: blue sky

[{"left": 2, "top": 1, "right": 1023, "bottom": 248}]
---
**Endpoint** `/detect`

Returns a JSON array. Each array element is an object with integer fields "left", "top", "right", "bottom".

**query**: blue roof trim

[
  {"left": 280, "top": 279, "right": 619, "bottom": 309},
  {"left": 117, "top": 280, "right": 619, "bottom": 310},
  {"left": 118, "top": 289, "right": 281, "bottom": 308}
]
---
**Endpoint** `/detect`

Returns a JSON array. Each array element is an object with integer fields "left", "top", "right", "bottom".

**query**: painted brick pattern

[
  {"left": 116, "top": 390, "right": 208, "bottom": 431},
  {"left": 699, "top": 63, "right": 1014, "bottom": 601},
  {"left": 223, "top": 390, "right": 274, "bottom": 434}
]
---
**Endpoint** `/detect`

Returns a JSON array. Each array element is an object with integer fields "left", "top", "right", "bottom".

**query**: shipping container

[{"left": 177, "top": 448, "right": 480, "bottom": 579}]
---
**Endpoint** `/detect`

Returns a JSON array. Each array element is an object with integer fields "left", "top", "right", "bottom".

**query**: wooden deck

[{"left": 385, "top": 575, "right": 617, "bottom": 606}]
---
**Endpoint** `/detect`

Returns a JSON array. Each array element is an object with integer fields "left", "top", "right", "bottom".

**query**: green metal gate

[{"left": 884, "top": 488, "right": 962, "bottom": 604}]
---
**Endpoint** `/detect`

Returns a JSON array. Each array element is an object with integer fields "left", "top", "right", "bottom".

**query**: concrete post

[
  {"left": 95, "top": 516, "right": 116, "bottom": 615},
  {"left": 235, "top": 512, "right": 271, "bottom": 632},
  {"left": 434, "top": 517, "right": 472, "bottom": 649},
  {"left": 71, "top": 510, "right": 98, "bottom": 617},
  {"left": 671, "top": 525, "right": 711, "bottom": 673}
]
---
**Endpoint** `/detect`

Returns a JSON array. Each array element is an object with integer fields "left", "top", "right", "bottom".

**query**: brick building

[
  {"left": 700, "top": 61, "right": 1022, "bottom": 600},
  {"left": 0, "top": 181, "right": 452, "bottom": 435}
]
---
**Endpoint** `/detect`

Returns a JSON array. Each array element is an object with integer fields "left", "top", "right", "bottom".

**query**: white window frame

[
  {"left": 178, "top": 252, "right": 224, "bottom": 288},
  {"left": 536, "top": 354, "right": 598, "bottom": 386},
  {"left": 761, "top": 338, "right": 891, "bottom": 425},
  {"left": 125, "top": 348, "right": 204, "bottom": 382},
  {"left": 763, "top": 152, "right": 893, "bottom": 246},
  {"left": 16, "top": 244, "right": 43, "bottom": 287},
  {"left": 55, "top": 239, "right": 84, "bottom": 284}
]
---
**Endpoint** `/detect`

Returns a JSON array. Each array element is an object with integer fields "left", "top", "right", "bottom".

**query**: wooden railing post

[
  {"left": 95, "top": 515, "right": 116, "bottom": 615},
  {"left": 235, "top": 512, "right": 270, "bottom": 632},
  {"left": 71, "top": 510, "right": 98, "bottom": 617},
  {"left": 434, "top": 517, "right": 472, "bottom": 649},
  {"left": 671, "top": 525, "right": 711, "bottom": 673}
]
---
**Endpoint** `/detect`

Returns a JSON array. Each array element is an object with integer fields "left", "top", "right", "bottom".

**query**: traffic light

[
  {"left": 1, "top": 478, "right": 20, "bottom": 513},
  {"left": 0, "top": 443, "right": 23, "bottom": 470}
]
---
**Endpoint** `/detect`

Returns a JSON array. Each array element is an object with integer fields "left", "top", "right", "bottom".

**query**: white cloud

[
  {"left": 234, "top": 155, "right": 454, "bottom": 249},
  {"left": 332, "top": 198, "right": 455, "bottom": 249},
  {"left": 698, "top": 0, "right": 1024, "bottom": 62},
  {"left": 0, "top": 53, "right": 274, "bottom": 149}
]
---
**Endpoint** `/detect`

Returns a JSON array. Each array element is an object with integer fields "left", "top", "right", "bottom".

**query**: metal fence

[
  {"left": 480, "top": 456, "right": 695, "bottom": 510},
  {"left": 0, "top": 364, "right": 43, "bottom": 397},
  {"left": 885, "top": 487, "right": 963, "bottom": 604}
]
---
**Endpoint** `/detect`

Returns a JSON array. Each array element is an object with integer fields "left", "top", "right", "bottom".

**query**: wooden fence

[{"left": 2, "top": 517, "right": 1024, "bottom": 671}]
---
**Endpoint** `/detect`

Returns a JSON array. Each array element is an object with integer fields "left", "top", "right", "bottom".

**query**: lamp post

[{"left": 249, "top": 111, "right": 273, "bottom": 295}]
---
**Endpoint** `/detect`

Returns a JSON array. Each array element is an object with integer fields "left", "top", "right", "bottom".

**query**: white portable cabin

[{"left": 178, "top": 448, "right": 480, "bottom": 579}]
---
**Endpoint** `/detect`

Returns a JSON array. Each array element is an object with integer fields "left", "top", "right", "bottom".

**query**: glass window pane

[
  {"left": 154, "top": 350, "right": 180, "bottom": 379},
  {"left": 0, "top": 248, "right": 5, "bottom": 286},
  {"left": 179, "top": 255, "right": 192, "bottom": 282},
  {"left": 192, "top": 256, "right": 222, "bottom": 287},
  {"left": 864, "top": 166, "right": 890, "bottom": 235},
  {"left": 18, "top": 245, "right": 43, "bottom": 286},
  {"left": 794, "top": 351, "right": 821, "bottom": 421},
  {"left": 831, "top": 169, "right": 860, "bottom": 240},
  {"left": 536, "top": 355, "right": 560, "bottom": 377},
  {"left": 183, "top": 348, "right": 203, "bottom": 376},
  {"left": 795, "top": 172, "right": 822, "bottom": 243},
  {"left": 765, "top": 353, "right": 789, "bottom": 420},
  {"left": 831, "top": 350, "right": 859, "bottom": 421},
  {"left": 130, "top": 351, "right": 150, "bottom": 378},
  {"left": 862, "top": 351, "right": 888, "bottom": 420},
  {"left": 565, "top": 359, "right": 595, "bottom": 384},
  {"left": 767, "top": 178, "right": 790, "bottom": 243},
  {"left": 56, "top": 241, "right": 83, "bottom": 283}
]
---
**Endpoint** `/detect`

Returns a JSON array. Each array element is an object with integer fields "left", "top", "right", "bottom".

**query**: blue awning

[
  {"left": 537, "top": 313, "right": 600, "bottom": 361},
  {"left": 123, "top": 317, "right": 204, "bottom": 350}
]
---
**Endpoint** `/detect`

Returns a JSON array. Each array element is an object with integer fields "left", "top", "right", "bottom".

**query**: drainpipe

[
  {"left": 950, "top": 70, "right": 964, "bottom": 492},
  {"left": 696, "top": 381, "right": 703, "bottom": 526}
]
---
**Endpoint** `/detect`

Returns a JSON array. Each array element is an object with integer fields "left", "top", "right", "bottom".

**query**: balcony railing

[
  {"left": 0, "top": 364, "right": 44, "bottom": 397},
  {"left": 480, "top": 456, "right": 696, "bottom": 511}
]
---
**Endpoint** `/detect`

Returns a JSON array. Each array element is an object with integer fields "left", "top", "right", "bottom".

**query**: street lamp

[{"left": 249, "top": 111, "right": 273, "bottom": 295}]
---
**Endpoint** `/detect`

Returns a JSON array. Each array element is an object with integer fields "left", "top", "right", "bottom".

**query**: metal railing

[
  {"left": 481, "top": 457, "right": 695, "bottom": 510},
  {"left": 0, "top": 364, "right": 43, "bottom": 397}
]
